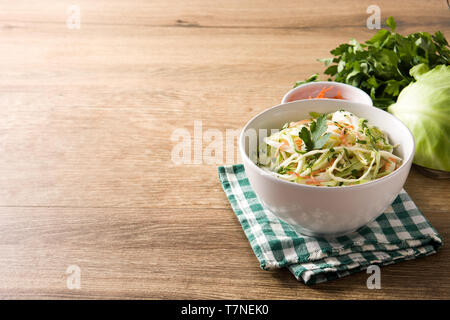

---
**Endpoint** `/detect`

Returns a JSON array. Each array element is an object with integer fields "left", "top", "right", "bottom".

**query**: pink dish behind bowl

[{"left": 282, "top": 81, "right": 373, "bottom": 106}]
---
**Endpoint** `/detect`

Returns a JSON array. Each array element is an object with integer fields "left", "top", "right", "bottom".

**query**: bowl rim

[
  {"left": 239, "top": 99, "right": 415, "bottom": 190},
  {"left": 281, "top": 81, "right": 373, "bottom": 106}
]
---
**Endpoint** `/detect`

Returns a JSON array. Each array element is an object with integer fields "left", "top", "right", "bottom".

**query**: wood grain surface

[{"left": 0, "top": 0, "right": 449, "bottom": 299}]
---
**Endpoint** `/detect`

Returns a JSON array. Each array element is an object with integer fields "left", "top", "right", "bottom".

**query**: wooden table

[{"left": 0, "top": 0, "right": 449, "bottom": 299}]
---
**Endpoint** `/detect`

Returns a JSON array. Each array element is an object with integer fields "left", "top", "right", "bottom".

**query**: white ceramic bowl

[
  {"left": 282, "top": 81, "right": 373, "bottom": 106},
  {"left": 239, "top": 99, "right": 414, "bottom": 237}
]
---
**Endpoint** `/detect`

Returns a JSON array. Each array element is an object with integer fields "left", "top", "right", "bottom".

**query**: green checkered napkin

[{"left": 218, "top": 164, "right": 442, "bottom": 285}]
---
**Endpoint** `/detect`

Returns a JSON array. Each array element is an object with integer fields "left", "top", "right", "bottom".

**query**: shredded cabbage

[{"left": 258, "top": 110, "right": 402, "bottom": 186}]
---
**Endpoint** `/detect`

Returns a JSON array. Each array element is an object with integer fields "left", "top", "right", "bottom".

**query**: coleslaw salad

[{"left": 258, "top": 110, "right": 402, "bottom": 186}]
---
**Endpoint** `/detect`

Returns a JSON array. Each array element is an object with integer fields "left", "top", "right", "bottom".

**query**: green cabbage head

[{"left": 388, "top": 64, "right": 450, "bottom": 172}]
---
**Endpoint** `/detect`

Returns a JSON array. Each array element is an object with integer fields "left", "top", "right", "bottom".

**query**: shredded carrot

[
  {"left": 387, "top": 158, "right": 399, "bottom": 170},
  {"left": 311, "top": 159, "right": 335, "bottom": 176},
  {"left": 333, "top": 91, "right": 344, "bottom": 100},
  {"left": 279, "top": 139, "right": 290, "bottom": 151},
  {"left": 310, "top": 86, "right": 344, "bottom": 100},
  {"left": 311, "top": 167, "right": 327, "bottom": 176},
  {"left": 316, "top": 86, "right": 333, "bottom": 98},
  {"left": 334, "top": 90, "right": 343, "bottom": 99},
  {"left": 275, "top": 141, "right": 288, "bottom": 157},
  {"left": 382, "top": 160, "right": 392, "bottom": 172},
  {"left": 287, "top": 171, "right": 300, "bottom": 177},
  {"left": 306, "top": 179, "right": 322, "bottom": 186}
]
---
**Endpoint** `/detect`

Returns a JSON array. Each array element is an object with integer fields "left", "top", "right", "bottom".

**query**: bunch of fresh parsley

[{"left": 294, "top": 17, "right": 450, "bottom": 109}]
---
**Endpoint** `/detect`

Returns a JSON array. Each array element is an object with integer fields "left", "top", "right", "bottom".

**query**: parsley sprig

[
  {"left": 298, "top": 113, "right": 331, "bottom": 152},
  {"left": 360, "top": 119, "right": 378, "bottom": 150}
]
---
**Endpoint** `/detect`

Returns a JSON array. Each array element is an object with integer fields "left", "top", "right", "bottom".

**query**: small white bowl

[
  {"left": 239, "top": 99, "right": 414, "bottom": 237},
  {"left": 282, "top": 81, "right": 373, "bottom": 106}
]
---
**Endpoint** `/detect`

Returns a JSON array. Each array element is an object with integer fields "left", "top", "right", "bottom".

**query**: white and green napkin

[{"left": 218, "top": 164, "right": 442, "bottom": 284}]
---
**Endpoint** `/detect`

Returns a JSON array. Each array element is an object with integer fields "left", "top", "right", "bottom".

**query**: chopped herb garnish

[
  {"left": 344, "top": 148, "right": 350, "bottom": 158},
  {"left": 356, "top": 138, "right": 367, "bottom": 144},
  {"left": 277, "top": 167, "right": 288, "bottom": 174},
  {"left": 360, "top": 119, "right": 378, "bottom": 150}
]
